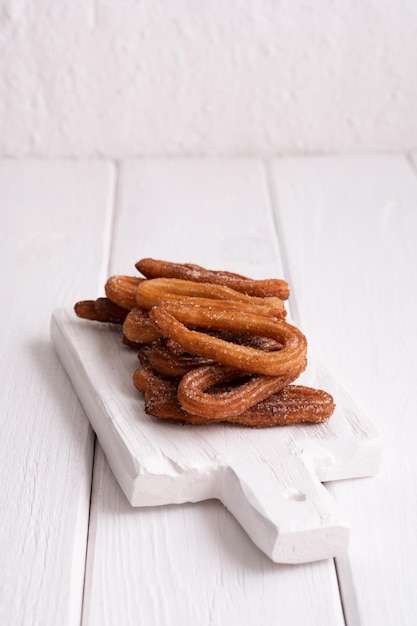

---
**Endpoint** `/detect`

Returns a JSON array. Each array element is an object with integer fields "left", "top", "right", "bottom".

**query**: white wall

[{"left": 1, "top": 0, "right": 416, "bottom": 157}]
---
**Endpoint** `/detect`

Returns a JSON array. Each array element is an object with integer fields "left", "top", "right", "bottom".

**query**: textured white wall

[{"left": 1, "top": 0, "right": 416, "bottom": 157}]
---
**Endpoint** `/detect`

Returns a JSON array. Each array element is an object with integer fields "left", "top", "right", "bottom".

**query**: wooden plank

[
  {"left": 82, "top": 159, "right": 345, "bottom": 625},
  {"left": 270, "top": 155, "right": 417, "bottom": 625},
  {"left": 0, "top": 161, "right": 115, "bottom": 625},
  {"left": 52, "top": 306, "right": 382, "bottom": 562}
]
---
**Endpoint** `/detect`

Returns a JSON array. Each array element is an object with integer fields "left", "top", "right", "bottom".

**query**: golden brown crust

[
  {"left": 141, "top": 333, "right": 284, "bottom": 379},
  {"left": 132, "top": 365, "right": 152, "bottom": 392},
  {"left": 105, "top": 275, "right": 144, "bottom": 310},
  {"left": 74, "top": 298, "right": 128, "bottom": 324},
  {"left": 144, "top": 339, "right": 214, "bottom": 377},
  {"left": 136, "top": 258, "right": 290, "bottom": 300},
  {"left": 135, "top": 366, "right": 335, "bottom": 427},
  {"left": 136, "top": 277, "right": 286, "bottom": 318},
  {"left": 74, "top": 300, "right": 101, "bottom": 321},
  {"left": 75, "top": 257, "right": 335, "bottom": 428},
  {"left": 123, "top": 307, "right": 160, "bottom": 344},
  {"left": 149, "top": 303, "right": 307, "bottom": 377},
  {"left": 177, "top": 364, "right": 297, "bottom": 418}
]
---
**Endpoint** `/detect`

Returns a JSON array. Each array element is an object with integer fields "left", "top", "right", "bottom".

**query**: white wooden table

[{"left": 1, "top": 156, "right": 417, "bottom": 625}]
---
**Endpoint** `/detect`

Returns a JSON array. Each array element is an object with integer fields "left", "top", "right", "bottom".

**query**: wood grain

[
  {"left": 270, "top": 154, "right": 417, "bottom": 626},
  {"left": 5, "top": 155, "right": 413, "bottom": 625},
  {"left": 52, "top": 306, "right": 383, "bottom": 562},
  {"left": 0, "top": 161, "right": 115, "bottom": 626},
  {"left": 81, "top": 159, "right": 346, "bottom": 625}
]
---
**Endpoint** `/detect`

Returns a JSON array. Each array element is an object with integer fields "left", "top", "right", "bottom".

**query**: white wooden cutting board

[{"left": 51, "top": 307, "right": 381, "bottom": 564}]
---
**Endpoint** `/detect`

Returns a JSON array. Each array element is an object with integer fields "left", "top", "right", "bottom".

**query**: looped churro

[
  {"left": 149, "top": 303, "right": 307, "bottom": 376},
  {"left": 177, "top": 364, "right": 298, "bottom": 418},
  {"left": 74, "top": 256, "right": 335, "bottom": 427},
  {"left": 139, "top": 333, "right": 284, "bottom": 379},
  {"left": 136, "top": 258, "right": 290, "bottom": 300},
  {"left": 134, "top": 366, "right": 335, "bottom": 427},
  {"left": 136, "top": 278, "right": 286, "bottom": 318}
]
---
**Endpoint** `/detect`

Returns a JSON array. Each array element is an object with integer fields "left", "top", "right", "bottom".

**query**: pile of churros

[{"left": 74, "top": 258, "right": 335, "bottom": 427}]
